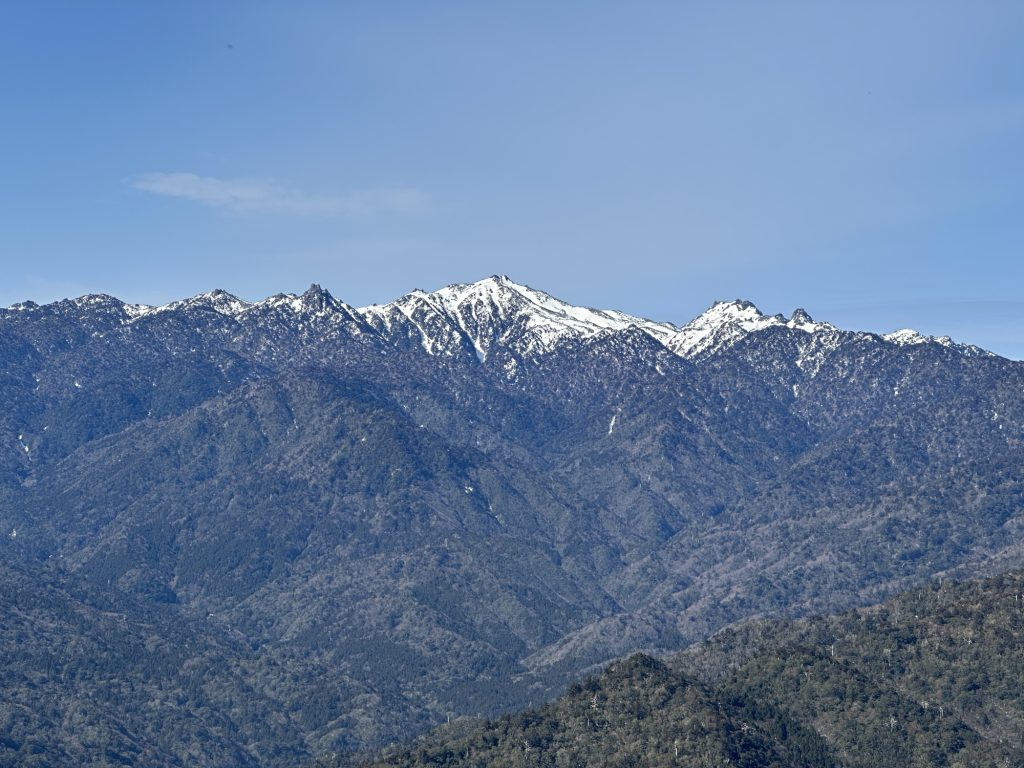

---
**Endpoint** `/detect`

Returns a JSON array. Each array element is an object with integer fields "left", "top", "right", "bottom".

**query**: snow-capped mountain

[
  {"left": 358, "top": 275, "right": 677, "bottom": 360},
  {"left": 6, "top": 275, "right": 987, "bottom": 364},
  {"left": 663, "top": 300, "right": 840, "bottom": 359},
  {"left": 1, "top": 274, "right": 1023, "bottom": 765},
  {"left": 883, "top": 327, "right": 993, "bottom": 357},
  {"left": 123, "top": 284, "right": 365, "bottom": 326},
  {"left": 356, "top": 276, "right": 991, "bottom": 362}
]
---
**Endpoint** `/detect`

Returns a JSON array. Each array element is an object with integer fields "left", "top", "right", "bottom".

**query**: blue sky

[{"left": 2, "top": 2, "right": 1023, "bottom": 356}]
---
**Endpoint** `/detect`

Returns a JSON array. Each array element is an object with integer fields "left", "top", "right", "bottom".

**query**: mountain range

[{"left": 1, "top": 276, "right": 1022, "bottom": 766}]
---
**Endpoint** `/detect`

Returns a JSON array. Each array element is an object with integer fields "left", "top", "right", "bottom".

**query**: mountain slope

[
  {"left": 1, "top": 277, "right": 1023, "bottom": 764},
  {"left": 364, "top": 654, "right": 837, "bottom": 768},
  {"left": 349, "top": 571, "right": 1024, "bottom": 768}
]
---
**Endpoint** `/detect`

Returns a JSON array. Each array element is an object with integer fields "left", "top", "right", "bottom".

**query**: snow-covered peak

[
  {"left": 122, "top": 285, "right": 360, "bottom": 325},
  {"left": 1, "top": 280, "right": 997, "bottom": 362},
  {"left": 122, "top": 303, "right": 155, "bottom": 319},
  {"left": 785, "top": 308, "right": 836, "bottom": 334},
  {"left": 664, "top": 300, "right": 840, "bottom": 359},
  {"left": 443, "top": 275, "right": 675, "bottom": 339},
  {"left": 882, "top": 327, "right": 992, "bottom": 356},
  {"left": 296, "top": 283, "right": 336, "bottom": 313},
  {"left": 5, "top": 301, "right": 39, "bottom": 311},
  {"left": 665, "top": 300, "right": 774, "bottom": 359},
  {"left": 71, "top": 294, "right": 127, "bottom": 310},
  {"left": 789, "top": 308, "right": 813, "bottom": 326},
  {"left": 359, "top": 275, "right": 677, "bottom": 359},
  {"left": 250, "top": 284, "right": 360, "bottom": 323},
  {"left": 699, "top": 299, "right": 775, "bottom": 329},
  {"left": 135, "top": 289, "right": 251, "bottom": 319},
  {"left": 187, "top": 289, "right": 251, "bottom": 315},
  {"left": 258, "top": 293, "right": 310, "bottom": 314},
  {"left": 2, "top": 293, "right": 159, "bottom": 320},
  {"left": 885, "top": 328, "right": 933, "bottom": 346}
]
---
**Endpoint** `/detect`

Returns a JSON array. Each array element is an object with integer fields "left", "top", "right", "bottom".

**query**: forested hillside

[{"left": 351, "top": 571, "right": 1024, "bottom": 768}]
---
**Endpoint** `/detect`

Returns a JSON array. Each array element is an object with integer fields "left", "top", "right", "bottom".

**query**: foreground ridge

[{"left": 352, "top": 571, "right": 1024, "bottom": 768}]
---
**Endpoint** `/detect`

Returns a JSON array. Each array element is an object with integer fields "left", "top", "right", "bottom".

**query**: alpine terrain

[{"left": 1, "top": 276, "right": 1022, "bottom": 766}]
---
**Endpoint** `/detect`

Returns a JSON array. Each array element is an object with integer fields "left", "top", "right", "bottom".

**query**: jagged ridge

[{"left": 2, "top": 276, "right": 996, "bottom": 361}]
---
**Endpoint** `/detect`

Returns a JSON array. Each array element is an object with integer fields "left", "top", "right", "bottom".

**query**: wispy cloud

[{"left": 129, "top": 172, "right": 427, "bottom": 216}]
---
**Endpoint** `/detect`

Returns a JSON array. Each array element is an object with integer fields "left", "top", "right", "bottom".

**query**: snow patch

[
  {"left": 122, "top": 303, "right": 155, "bottom": 319},
  {"left": 885, "top": 328, "right": 929, "bottom": 346},
  {"left": 883, "top": 328, "right": 993, "bottom": 356},
  {"left": 134, "top": 290, "right": 251, "bottom": 319}
]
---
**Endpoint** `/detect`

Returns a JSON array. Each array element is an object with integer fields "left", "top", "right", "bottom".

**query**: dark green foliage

[
  {"left": 344, "top": 572, "right": 1024, "bottom": 768},
  {"left": 364, "top": 654, "right": 835, "bottom": 768},
  {"left": 679, "top": 571, "right": 1024, "bottom": 768}
]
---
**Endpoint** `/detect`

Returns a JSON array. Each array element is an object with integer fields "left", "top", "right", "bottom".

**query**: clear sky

[{"left": 2, "top": 2, "right": 1023, "bottom": 356}]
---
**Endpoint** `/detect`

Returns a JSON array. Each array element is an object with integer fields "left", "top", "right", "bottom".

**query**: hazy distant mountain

[{"left": 1, "top": 277, "right": 1022, "bottom": 766}]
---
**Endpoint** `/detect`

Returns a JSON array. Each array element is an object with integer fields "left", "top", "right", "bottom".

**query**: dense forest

[{"left": 335, "top": 571, "right": 1024, "bottom": 768}]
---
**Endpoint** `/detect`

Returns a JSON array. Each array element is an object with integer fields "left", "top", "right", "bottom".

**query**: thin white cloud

[{"left": 129, "top": 172, "right": 427, "bottom": 216}]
